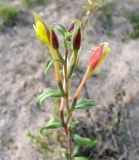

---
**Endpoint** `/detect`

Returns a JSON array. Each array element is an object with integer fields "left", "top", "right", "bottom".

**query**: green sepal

[
  {"left": 39, "top": 117, "right": 62, "bottom": 134},
  {"left": 44, "top": 59, "right": 54, "bottom": 74},
  {"left": 73, "top": 134, "right": 97, "bottom": 147},
  {"left": 37, "top": 88, "right": 64, "bottom": 105},
  {"left": 75, "top": 98, "right": 96, "bottom": 109}
]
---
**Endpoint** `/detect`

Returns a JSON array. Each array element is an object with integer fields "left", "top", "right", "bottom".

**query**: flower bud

[
  {"left": 66, "top": 22, "right": 75, "bottom": 41},
  {"left": 73, "top": 43, "right": 110, "bottom": 100},
  {"left": 73, "top": 28, "right": 81, "bottom": 51},
  {"left": 33, "top": 12, "right": 50, "bottom": 45},
  {"left": 50, "top": 29, "right": 59, "bottom": 49},
  {"left": 88, "top": 43, "right": 110, "bottom": 71},
  {"left": 67, "top": 22, "right": 74, "bottom": 32}
]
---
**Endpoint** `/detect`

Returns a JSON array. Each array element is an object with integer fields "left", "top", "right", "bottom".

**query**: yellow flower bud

[{"left": 33, "top": 12, "right": 50, "bottom": 45}]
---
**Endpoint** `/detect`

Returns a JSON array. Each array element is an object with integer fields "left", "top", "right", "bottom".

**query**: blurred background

[{"left": 0, "top": 0, "right": 139, "bottom": 159}]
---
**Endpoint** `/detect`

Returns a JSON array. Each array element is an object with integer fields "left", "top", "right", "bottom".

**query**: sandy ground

[{"left": 0, "top": 0, "right": 139, "bottom": 159}]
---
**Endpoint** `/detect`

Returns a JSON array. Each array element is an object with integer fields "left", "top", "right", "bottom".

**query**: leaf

[
  {"left": 44, "top": 59, "right": 54, "bottom": 74},
  {"left": 37, "top": 88, "right": 64, "bottom": 105},
  {"left": 44, "top": 59, "right": 64, "bottom": 74},
  {"left": 73, "top": 157, "right": 88, "bottom": 160},
  {"left": 39, "top": 118, "right": 62, "bottom": 134},
  {"left": 75, "top": 98, "right": 96, "bottom": 109},
  {"left": 73, "top": 134, "right": 97, "bottom": 147},
  {"left": 68, "top": 121, "right": 79, "bottom": 129},
  {"left": 53, "top": 24, "right": 67, "bottom": 36},
  {"left": 72, "top": 145, "right": 80, "bottom": 156}
]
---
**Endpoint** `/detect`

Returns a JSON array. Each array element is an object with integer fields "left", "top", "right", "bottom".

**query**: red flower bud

[
  {"left": 73, "top": 28, "right": 81, "bottom": 51},
  {"left": 88, "top": 43, "right": 110, "bottom": 71},
  {"left": 50, "top": 29, "right": 59, "bottom": 49},
  {"left": 73, "top": 43, "right": 110, "bottom": 100},
  {"left": 67, "top": 22, "right": 74, "bottom": 32}
]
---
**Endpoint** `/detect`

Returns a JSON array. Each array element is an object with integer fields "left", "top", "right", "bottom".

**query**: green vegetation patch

[
  {"left": 0, "top": 4, "right": 18, "bottom": 26},
  {"left": 99, "top": 1, "right": 115, "bottom": 36},
  {"left": 127, "top": 11, "right": 139, "bottom": 39},
  {"left": 22, "top": 0, "right": 45, "bottom": 7}
]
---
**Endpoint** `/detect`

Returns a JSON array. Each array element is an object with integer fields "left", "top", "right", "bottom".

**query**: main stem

[
  {"left": 66, "top": 67, "right": 91, "bottom": 124},
  {"left": 64, "top": 48, "right": 70, "bottom": 113},
  {"left": 59, "top": 47, "right": 72, "bottom": 158},
  {"left": 63, "top": 47, "right": 72, "bottom": 158}
]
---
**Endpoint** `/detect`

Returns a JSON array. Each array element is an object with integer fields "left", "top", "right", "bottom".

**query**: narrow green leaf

[
  {"left": 37, "top": 88, "right": 64, "bottom": 104},
  {"left": 68, "top": 121, "right": 79, "bottom": 129},
  {"left": 44, "top": 59, "right": 54, "bottom": 74},
  {"left": 44, "top": 59, "right": 64, "bottom": 74},
  {"left": 53, "top": 24, "right": 67, "bottom": 36},
  {"left": 72, "top": 145, "right": 80, "bottom": 156},
  {"left": 73, "top": 157, "right": 88, "bottom": 160},
  {"left": 39, "top": 118, "right": 62, "bottom": 134},
  {"left": 73, "top": 134, "right": 97, "bottom": 147},
  {"left": 75, "top": 98, "right": 96, "bottom": 109}
]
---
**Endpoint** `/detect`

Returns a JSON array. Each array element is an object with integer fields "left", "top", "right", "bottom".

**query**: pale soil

[{"left": 0, "top": 0, "right": 139, "bottom": 160}]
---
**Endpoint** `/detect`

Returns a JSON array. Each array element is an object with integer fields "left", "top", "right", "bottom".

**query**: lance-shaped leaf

[
  {"left": 44, "top": 59, "right": 54, "bottom": 74},
  {"left": 39, "top": 117, "right": 62, "bottom": 134},
  {"left": 44, "top": 59, "right": 64, "bottom": 75},
  {"left": 37, "top": 88, "right": 64, "bottom": 104},
  {"left": 73, "top": 134, "right": 97, "bottom": 147},
  {"left": 73, "top": 157, "right": 88, "bottom": 160},
  {"left": 45, "top": 59, "right": 64, "bottom": 74},
  {"left": 72, "top": 145, "right": 80, "bottom": 156},
  {"left": 53, "top": 24, "right": 67, "bottom": 36},
  {"left": 75, "top": 98, "right": 96, "bottom": 109},
  {"left": 68, "top": 120, "right": 79, "bottom": 129}
]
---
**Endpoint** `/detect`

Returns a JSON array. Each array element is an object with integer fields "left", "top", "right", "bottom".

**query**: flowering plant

[{"left": 32, "top": 6, "right": 110, "bottom": 160}]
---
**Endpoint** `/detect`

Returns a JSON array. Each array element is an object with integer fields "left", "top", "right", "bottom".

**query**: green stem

[
  {"left": 64, "top": 47, "right": 72, "bottom": 158},
  {"left": 64, "top": 47, "right": 70, "bottom": 113},
  {"left": 68, "top": 51, "right": 78, "bottom": 79}
]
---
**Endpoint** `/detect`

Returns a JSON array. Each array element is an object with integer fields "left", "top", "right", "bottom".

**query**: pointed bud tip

[
  {"left": 67, "top": 22, "right": 75, "bottom": 32},
  {"left": 32, "top": 12, "right": 41, "bottom": 23},
  {"left": 103, "top": 42, "right": 110, "bottom": 54}
]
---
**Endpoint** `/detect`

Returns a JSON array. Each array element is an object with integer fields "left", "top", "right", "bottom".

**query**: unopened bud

[
  {"left": 73, "top": 43, "right": 110, "bottom": 100},
  {"left": 73, "top": 28, "right": 81, "bottom": 51},
  {"left": 33, "top": 12, "right": 50, "bottom": 45},
  {"left": 88, "top": 43, "right": 110, "bottom": 71},
  {"left": 66, "top": 22, "right": 75, "bottom": 41},
  {"left": 50, "top": 29, "right": 59, "bottom": 49},
  {"left": 67, "top": 22, "right": 74, "bottom": 32}
]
